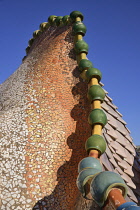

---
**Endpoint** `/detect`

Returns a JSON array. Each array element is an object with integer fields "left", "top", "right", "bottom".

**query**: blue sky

[{"left": 0, "top": 0, "right": 140, "bottom": 145}]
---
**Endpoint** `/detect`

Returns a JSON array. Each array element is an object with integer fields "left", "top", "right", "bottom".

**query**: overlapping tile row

[
  {"left": 72, "top": 11, "right": 140, "bottom": 209},
  {"left": 0, "top": 11, "right": 140, "bottom": 210},
  {"left": 71, "top": 11, "right": 137, "bottom": 209},
  {"left": 101, "top": 89, "right": 140, "bottom": 204}
]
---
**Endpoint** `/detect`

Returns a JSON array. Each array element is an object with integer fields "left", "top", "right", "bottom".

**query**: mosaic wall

[{"left": 0, "top": 25, "right": 99, "bottom": 209}]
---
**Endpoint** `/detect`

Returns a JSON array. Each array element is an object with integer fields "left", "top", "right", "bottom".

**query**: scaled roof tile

[
  {"left": 115, "top": 130, "right": 127, "bottom": 147},
  {"left": 108, "top": 144, "right": 116, "bottom": 154},
  {"left": 116, "top": 115, "right": 127, "bottom": 125},
  {"left": 104, "top": 121, "right": 111, "bottom": 131},
  {"left": 125, "top": 141, "right": 136, "bottom": 156},
  {"left": 110, "top": 141, "right": 127, "bottom": 158},
  {"left": 106, "top": 95, "right": 113, "bottom": 102},
  {"left": 125, "top": 126, "right": 131, "bottom": 134},
  {"left": 121, "top": 170, "right": 136, "bottom": 189},
  {"left": 106, "top": 100, "right": 118, "bottom": 110},
  {"left": 116, "top": 149, "right": 127, "bottom": 159},
  {"left": 116, "top": 109, "right": 123, "bottom": 117},
  {"left": 113, "top": 153, "right": 123, "bottom": 163},
  {"left": 105, "top": 144, "right": 116, "bottom": 159},
  {"left": 132, "top": 142, "right": 136, "bottom": 148},
  {"left": 109, "top": 156, "right": 118, "bottom": 168},
  {"left": 124, "top": 164, "right": 134, "bottom": 177},
  {"left": 102, "top": 88, "right": 108, "bottom": 94},
  {"left": 107, "top": 104, "right": 119, "bottom": 118},
  {"left": 124, "top": 149, "right": 135, "bottom": 166},
  {"left": 104, "top": 96, "right": 110, "bottom": 102},
  {"left": 113, "top": 153, "right": 134, "bottom": 177},
  {"left": 107, "top": 113, "right": 118, "bottom": 129},
  {"left": 99, "top": 82, "right": 104, "bottom": 86},
  {"left": 101, "top": 91, "right": 140, "bottom": 203},
  {"left": 115, "top": 167, "right": 124, "bottom": 176},
  {"left": 103, "top": 132, "right": 114, "bottom": 144},
  {"left": 116, "top": 120, "right": 127, "bottom": 136},
  {"left": 101, "top": 153, "right": 114, "bottom": 171},
  {"left": 125, "top": 133, "right": 133, "bottom": 143},
  {"left": 101, "top": 101, "right": 110, "bottom": 111},
  {"left": 106, "top": 124, "right": 118, "bottom": 139}
]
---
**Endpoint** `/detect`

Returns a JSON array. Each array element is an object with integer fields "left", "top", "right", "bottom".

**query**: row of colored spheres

[
  {"left": 72, "top": 11, "right": 127, "bottom": 207},
  {"left": 78, "top": 59, "right": 107, "bottom": 155},
  {"left": 25, "top": 11, "right": 84, "bottom": 55},
  {"left": 73, "top": 15, "right": 107, "bottom": 159}
]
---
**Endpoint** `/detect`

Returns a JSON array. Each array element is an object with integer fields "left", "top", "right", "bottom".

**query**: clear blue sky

[{"left": 0, "top": 0, "right": 140, "bottom": 145}]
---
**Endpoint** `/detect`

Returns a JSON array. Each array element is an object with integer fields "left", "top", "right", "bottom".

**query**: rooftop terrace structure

[{"left": 0, "top": 11, "right": 140, "bottom": 210}]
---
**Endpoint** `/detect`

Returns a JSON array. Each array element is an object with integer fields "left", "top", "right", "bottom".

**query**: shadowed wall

[{"left": 0, "top": 25, "right": 99, "bottom": 209}]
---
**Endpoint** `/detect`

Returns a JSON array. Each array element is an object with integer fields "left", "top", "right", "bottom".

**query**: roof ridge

[{"left": 22, "top": 15, "right": 72, "bottom": 61}]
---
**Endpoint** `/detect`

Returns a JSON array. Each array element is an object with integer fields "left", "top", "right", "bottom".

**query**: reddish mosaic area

[{"left": 24, "top": 25, "right": 91, "bottom": 209}]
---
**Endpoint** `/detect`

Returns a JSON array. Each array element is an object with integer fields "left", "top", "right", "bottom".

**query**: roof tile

[
  {"left": 101, "top": 153, "right": 114, "bottom": 171},
  {"left": 106, "top": 124, "right": 118, "bottom": 139},
  {"left": 115, "top": 167, "right": 124, "bottom": 176},
  {"left": 125, "top": 126, "right": 131, "bottom": 134},
  {"left": 107, "top": 113, "right": 118, "bottom": 129},
  {"left": 116, "top": 115, "right": 127, "bottom": 125},
  {"left": 102, "top": 88, "right": 108, "bottom": 94},
  {"left": 106, "top": 95, "right": 113, "bottom": 102},
  {"left": 103, "top": 132, "right": 114, "bottom": 144},
  {"left": 99, "top": 82, "right": 104, "bottom": 86},
  {"left": 125, "top": 142, "right": 136, "bottom": 155},
  {"left": 126, "top": 135, "right": 133, "bottom": 143},
  {"left": 132, "top": 142, "right": 136, "bottom": 148},
  {"left": 108, "top": 144, "right": 116, "bottom": 154},
  {"left": 124, "top": 128, "right": 133, "bottom": 142},
  {"left": 109, "top": 156, "right": 118, "bottom": 168},
  {"left": 105, "top": 144, "right": 115, "bottom": 159},
  {"left": 101, "top": 102, "right": 110, "bottom": 111},
  {"left": 116, "top": 109, "right": 123, "bottom": 117},
  {"left": 113, "top": 153, "right": 122, "bottom": 162},
  {"left": 124, "top": 149, "right": 134, "bottom": 166},
  {"left": 113, "top": 153, "right": 134, "bottom": 177},
  {"left": 116, "top": 149, "right": 127, "bottom": 159},
  {"left": 110, "top": 141, "right": 127, "bottom": 158},
  {"left": 115, "top": 130, "right": 127, "bottom": 147},
  {"left": 124, "top": 165, "right": 134, "bottom": 177},
  {"left": 116, "top": 120, "right": 127, "bottom": 136},
  {"left": 102, "top": 95, "right": 140, "bottom": 202},
  {"left": 104, "top": 96, "right": 109, "bottom": 102},
  {"left": 120, "top": 170, "right": 136, "bottom": 189},
  {"left": 107, "top": 104, "right": 119, "bottom": 118},
  {"left": 104, "top": 122, "right": 111, "bottom": 131}
]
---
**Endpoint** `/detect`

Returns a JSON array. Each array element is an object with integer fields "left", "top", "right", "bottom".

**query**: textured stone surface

[
  {"left": 0, "top": 23, "right": 140, "bottom": 210},
  {"left": 0, "top": 25, "right": 92, "bottom": 209}
]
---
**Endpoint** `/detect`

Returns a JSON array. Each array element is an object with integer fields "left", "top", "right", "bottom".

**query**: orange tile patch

[{"left": 24, "top": 25, "right": 91, "bottom": 208}]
